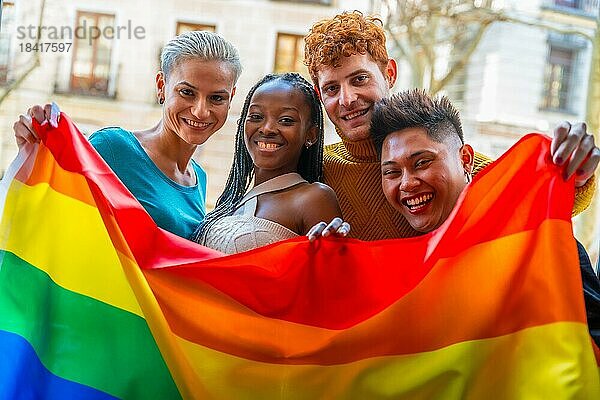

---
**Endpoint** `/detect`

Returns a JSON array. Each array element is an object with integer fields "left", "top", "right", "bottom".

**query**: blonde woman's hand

[{"left": 13, "top": 103, "right": 60, "bottom": 148}]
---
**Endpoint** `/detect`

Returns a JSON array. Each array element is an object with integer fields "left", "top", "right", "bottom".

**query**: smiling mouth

[
  {"left": 341, "top": 109, "right": 369, "bottom": 121},
  {"left": 183, "top": 118, "right": 210, "bottom": 129},
  {"left": 402, "top": 193, "right": 434, "bottom": 212},
  {"left": 257, "top": 141, "right": 282, "bottom": 151}
]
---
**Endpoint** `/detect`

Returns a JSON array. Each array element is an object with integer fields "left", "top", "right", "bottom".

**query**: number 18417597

[{"left": 19, "top": 42, "right": 72, "bottom": 52}]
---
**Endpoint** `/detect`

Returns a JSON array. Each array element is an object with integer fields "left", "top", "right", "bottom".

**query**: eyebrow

[
  {"left": 320, "top": 69, "right": 371, "bottom": 88},
  {"left": 176, "top": 81, "right": 230, "bottom": 94},
  {"left": 177, "top": 81, "right": 197, "bottom": 89},
  {"left": 381, "top": 150, "right": 435, "bottom": 166},
  {"left": 248, "top": 104, "right": 299, "bottom": 112},
  {"left": 409, "top": 150, "right": 434, "bottom": 159}
]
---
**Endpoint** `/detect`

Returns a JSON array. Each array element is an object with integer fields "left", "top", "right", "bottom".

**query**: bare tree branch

[
  {"left": 375, "top": 0, "right": 593, "bottom": 95},
  {"left": 432, "top": 20, "right": 492, "bottom": 93}
]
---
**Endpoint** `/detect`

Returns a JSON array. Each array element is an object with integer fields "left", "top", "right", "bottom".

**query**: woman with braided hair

[{"left": 193, "top": 73, "right": 348, "bottom": 254}]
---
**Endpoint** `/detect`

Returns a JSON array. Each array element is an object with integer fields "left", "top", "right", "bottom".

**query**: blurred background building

[
  {"left": 0, "top": 0, "right": 369, "bottom": 204},
  {"left": 0, "top": 0, "right": 598, "bottom": 261}
]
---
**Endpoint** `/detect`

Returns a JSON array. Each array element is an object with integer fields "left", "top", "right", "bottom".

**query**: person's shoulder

[
  {"left": 89, "top": 126, "right": 132, "bottom": 144},
  {"left": 297, "top": 181, "right": 338, "bottom": 204},
  {"left": 88, "top": 127, "right": 137, "bottom": 163},
  {"left": 294, "top": 181, "right": 341, "bottom": 229}
]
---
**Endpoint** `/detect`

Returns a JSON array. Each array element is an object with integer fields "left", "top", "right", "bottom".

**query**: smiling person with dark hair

[
  {"left": 371, "top": 90, "right": 474, "bottom": 233},
  {"left": 194, "top": 73, "right": 346, "bottom": 254},
  {"left": 370, "top": 89, "right": 600, "bottom": 345}
]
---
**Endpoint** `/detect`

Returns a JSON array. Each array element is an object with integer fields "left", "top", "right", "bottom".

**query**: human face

[
  {"left": 381, "top": 127, "right": 473, "bottom": 233},
  {"left": 244, "top": 80, "right": 316, "bottom": 184},
  {"left": 316, "top": 53, "right": 396, "bottom": 142},
  {"left": 158, "top": 59, "right": 236, "bottom": 146}
]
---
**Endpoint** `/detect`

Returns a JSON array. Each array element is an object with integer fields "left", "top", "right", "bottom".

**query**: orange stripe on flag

[
  {"left": 145, "top": 220, "right": 584, "bottom": 365},
  {"left": 20, "top": 146, "right": 96, "bottom": 206}
]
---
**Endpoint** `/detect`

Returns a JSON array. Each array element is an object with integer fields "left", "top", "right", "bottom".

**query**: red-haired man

[{"left": 304, "top": 11, "right": 598, "bottom": 241}]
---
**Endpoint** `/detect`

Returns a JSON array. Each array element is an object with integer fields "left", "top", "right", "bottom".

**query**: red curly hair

[{"left": 304, "top": 11, "right": 389, "bottom": 86}]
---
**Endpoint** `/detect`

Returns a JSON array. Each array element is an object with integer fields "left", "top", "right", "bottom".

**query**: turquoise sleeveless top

[{"left": 89, "top": 127, "right": 206, "bottom": 239}]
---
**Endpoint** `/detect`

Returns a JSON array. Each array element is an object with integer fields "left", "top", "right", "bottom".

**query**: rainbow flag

[{"left": 0, "top": 115, "right": 598, "bottom": 399}]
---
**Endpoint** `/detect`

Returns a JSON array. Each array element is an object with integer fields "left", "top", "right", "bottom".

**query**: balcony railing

[{"left": 543, "top": 0, "right": 600, "bottom": 17}]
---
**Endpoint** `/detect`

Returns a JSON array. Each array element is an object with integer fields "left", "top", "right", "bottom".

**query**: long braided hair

[{"left": 192, "top": 72, "right": 325, "bottom": 243}]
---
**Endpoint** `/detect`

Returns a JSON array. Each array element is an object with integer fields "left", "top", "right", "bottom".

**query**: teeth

[
  {"left": 184, "top": 118, "right": 209, "bottom": 128},
  {"left": 406, "top": 194, "right": 433, "bottom": 207},
  {"left": 258, "top": 142, "right": 280, "bottom": 149},
  {"left": 342, "top": 109, "right": 368, "bottom": 120}
]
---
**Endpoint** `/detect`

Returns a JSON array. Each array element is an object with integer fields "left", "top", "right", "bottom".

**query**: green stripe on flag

[{"left": 0, "top": 250, "right": 181, "bottom": 400}]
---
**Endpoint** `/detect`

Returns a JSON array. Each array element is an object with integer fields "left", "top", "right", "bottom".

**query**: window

[
  {"left": 555, "top": 0, "right": 579, "bottom": 7},
  {"left": 541, "top": 46, "right": 575, "bottom": 112},
  {"left": 549, "top": 0, "right": 599, "bottom": 14},
  {"left": 70, "top": 11, "right": 115, "bottom": 96},
  {"left": 0, "top": 1, "right": 15, "bottom": 84},
  {"left": 176, "top": 22, "right": 215, "bottom": 35},
  {"left": 273, "top": 32, "right": 309, "bottom": 77}
]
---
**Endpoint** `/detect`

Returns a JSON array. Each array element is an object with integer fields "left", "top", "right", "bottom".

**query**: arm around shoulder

[
  {"left": 472, "top": 151, "right": 493, "bottom": 175},
  {"left": 573, "top": 175, "right": 596, "bottom": 217}
]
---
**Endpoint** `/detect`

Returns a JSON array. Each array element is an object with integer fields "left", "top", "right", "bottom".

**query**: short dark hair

[{"left": 371, "top": 89, "right": 463, "bottom": 156}]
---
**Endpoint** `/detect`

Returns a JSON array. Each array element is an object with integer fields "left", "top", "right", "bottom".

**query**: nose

[
  {"left": 338, "top": 84, "right": 357, "bottom": 108},
  {"left": 191, "top": 98, "right": 210, "bottom": 120},
  {"left": 259, "top": 118, "right": 277, "bottom": 135},
  {"left": 400, "top": 172, "right": 420, "bottom": 192}
]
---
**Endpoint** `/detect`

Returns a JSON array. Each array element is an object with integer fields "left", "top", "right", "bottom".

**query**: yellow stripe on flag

[
  {"left": 174, "top": 322, "right": 599, "bottom": 399},
  {"left": 0, "top": 179, "right": 142, "bottom": 316}
]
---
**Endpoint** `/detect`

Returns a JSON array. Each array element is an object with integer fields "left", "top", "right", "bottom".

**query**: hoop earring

[
  {"left": 305, "top": 140, "right": 313, "bottom": 148},
  {"left": 158, "top": 97, "right": 164, "bottom": 105}
]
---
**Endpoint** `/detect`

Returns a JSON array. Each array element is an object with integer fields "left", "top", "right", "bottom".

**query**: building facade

[
  {"left": 0, "top": 0, "right": 369, "bottom": 205},
  {"left": 454, "top": 0, "right": 599, "bottom": 260}
]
